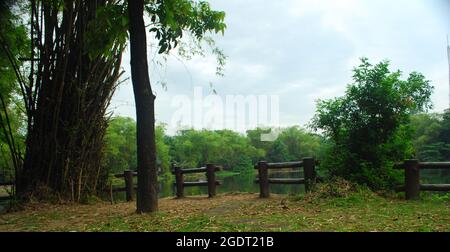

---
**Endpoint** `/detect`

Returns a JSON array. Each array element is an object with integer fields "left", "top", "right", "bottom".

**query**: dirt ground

[{"left": 0, "top": 192, "right": 448, "bottom": 232}]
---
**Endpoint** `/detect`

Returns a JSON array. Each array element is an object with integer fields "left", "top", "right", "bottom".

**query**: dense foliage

[
  {"left": 410, "top": 110, "right": 450, "bottom": 184},
  {"left": 103, "top": 118, "right": 324, "bottom": 174},
  {"left": 411, "top": 110, "right": 450, "bottom": 162},
  {"left": 168, "top": 129, "right": 263, "bottom": 172},
  {"left": 103, "top": 111, "right": 450, "bottom": 189},
  {"left": 312, "top": 58, "right": 433, "bottom": 190},
  {"left": 0, "top": 1, "right": 28, "bottom": 184},
  {"left": 0, "top": 0, "right": 227, "bottom": 203},
  {"left": 103, "top": 117, "right": 171, "bottom": 176}
]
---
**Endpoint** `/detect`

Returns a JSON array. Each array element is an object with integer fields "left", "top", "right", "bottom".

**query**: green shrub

[{"left": 312, "top": 58, "right": 433, "bottom": 190}]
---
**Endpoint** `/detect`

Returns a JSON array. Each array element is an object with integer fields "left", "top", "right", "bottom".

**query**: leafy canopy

[
  {"left": 312, "top": 58, "right": 433, "bottom": 189},
  {"left": 87, "top": 0, "right": 226, "bottom": 60},
  {"left": 0, "top": 1, "right": 29, "bottom": 181},
  {"left": 103, "top": 117, "right": 171, "bottom": 175},
  {"left": 146, "top": 0, "right": 226, "bottom": 54},
  {"left": 411, "top": 110, "right": 450, "bottom": 162}
]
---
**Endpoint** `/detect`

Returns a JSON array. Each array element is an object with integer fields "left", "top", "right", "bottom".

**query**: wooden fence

[
  {"left": 7, "top": 159, "right": 448, "bottom": 203},
  {"left": 113, "top": 170, "right": 137, "bottom": 201},
  {"left": 254, "top": 157, "right": 319, "bottom": 198},
  {"left": 0, "top": 182, "right": 14, "bottom": 201},
  {"left": 171, "top": 164, "right": 222, "bottom": 198},
  {"left": 393, "top": 160, "right": 450, "bottom": 200}
]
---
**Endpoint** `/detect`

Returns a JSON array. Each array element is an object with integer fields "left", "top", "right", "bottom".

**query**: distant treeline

[
  {"left": 102, "top": 109, "right": 450, "bottom": 182},
  {"left": 411, "top": 112, "right": 450, "bottom": 162},
  {"left": 102, "top": 116, "right": 323, "bottom": 176}
]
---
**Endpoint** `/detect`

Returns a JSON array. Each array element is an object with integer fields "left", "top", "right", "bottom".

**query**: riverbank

[
  {"left": 112, "top": 170, "right": 244, "bottom": 186},
  {"left": 0, "top": 190, "right": 448, "bottom": 232}
]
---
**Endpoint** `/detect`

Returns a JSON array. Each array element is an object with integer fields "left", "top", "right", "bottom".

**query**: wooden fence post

[
  {"left": 404, "top": 159, "right": 420, "bottom": 200},
  {"left": 206, "top": 164, "right": 216, "bottom": 198},
  {"left": 174, "top": 166, "right": 184, "bottom": 198},
  {"left": 124, "top": 170, "right": 134, "bottom": 202},
  {"left": 303, "top": 157, "right": 316, "bottom": 193},
  {"left": 258, "top": 161, "right": 269, "bottom": 198}
]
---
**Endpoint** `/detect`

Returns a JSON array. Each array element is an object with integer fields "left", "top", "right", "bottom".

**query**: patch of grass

[
  {"left": 176, "top": 215, "right": 217, "bottom": 232},
  {"left": 88, "top": 216, "right": 135, "bottom": 232},
  {"left": 0, "top": 189, "right": 448, "bottom": 232},
  {"left": 0, "top": 186, "right": 12, "bottom": 196}
]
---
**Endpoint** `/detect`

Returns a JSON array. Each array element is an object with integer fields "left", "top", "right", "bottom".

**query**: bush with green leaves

[
  {"left": 312, "top": 58, "right": 433, "bottom": 190},
  {"left": 0, "top": 2, "right": 28, "bottom": 183}
]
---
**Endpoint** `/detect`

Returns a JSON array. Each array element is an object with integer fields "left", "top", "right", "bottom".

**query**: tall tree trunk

[{"left": 128, "top": 0, "right": 158, "bottom": 213}]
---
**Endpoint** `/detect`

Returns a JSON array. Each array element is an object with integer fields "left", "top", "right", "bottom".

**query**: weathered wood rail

[
  {"left": 393, "top": 160, "right": 450, "bottom": 200},
  {"left": 254, "top": 157, "right": 319, "bottom": 198},
  {"left": 113, "top": 171, "right": 137, "bottom": 201},
  {"left": 171, "top": 164, "right": 222, "bottom": 198},
  {"left": 0, "top": 182, "right": 14, "bottom": 201}
]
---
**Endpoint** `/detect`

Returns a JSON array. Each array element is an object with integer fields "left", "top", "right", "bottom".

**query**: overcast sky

[{"left": 111, "top": 0, "right": 450, "bottom": 135}]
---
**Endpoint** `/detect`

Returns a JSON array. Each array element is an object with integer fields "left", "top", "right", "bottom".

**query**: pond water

[
  {"left": 111, "top": 170, "right": 306, "bottom": 201},
  {"left": 420, "top": 169, "right": 450, "bottom": 184}
]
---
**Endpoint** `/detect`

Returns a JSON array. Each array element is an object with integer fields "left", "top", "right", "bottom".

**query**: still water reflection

[
  {"left": 111, "top": 169, "right": 450, "bottom": 201},
  {"left": 112, "top": 170, "right": 306, "bottom": 201}
]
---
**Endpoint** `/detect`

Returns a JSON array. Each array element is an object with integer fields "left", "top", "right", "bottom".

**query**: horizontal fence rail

[
  {"left": 393, "top": 162, "right": 450, "bottom": 170},
  {"left": 171, "top": 164, "right": 222, "bottom": 198},
  {"left": 396, "top": 184, "right": 450, "bottom": 192},
  {"left": 393, "top": 159, "right": 450, "bottom": 200},
  {"left": 255, "top": 157, "right": 318, "bottom": 198},
  {"left": 110, "top": 164, "right": 223, "bottom": 202},
  {"left": 255, "top": 178, "right": 306, "bottom": 185},
  {"left": 182, "top": 181, "right": 221, "bottom": 187},
  {"left": 253, "top": 160, "right": 320, "bottom": 170},
  {"left": 174, "top": 166, "right": 222, "bottom": 175},
  {"left": 418, "top": 162, "right": 450, "bottom": 169},
  {"left": 112, "top": 170, "right": 137, "bottom": 201},
  {"left": 0, "top": 196, "right": 12, "bottom": 201},
  {"left": 0, "top": 182, "right": 14, "bottom": 201},
  {"left": 114, "top": 172, "right": 137, "bottom": 178},
  {"left": 112, "top": 186, "right": 137, "bottom": 193}
]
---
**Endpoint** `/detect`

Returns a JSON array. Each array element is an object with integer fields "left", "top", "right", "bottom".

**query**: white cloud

[{"left": 111, "top": 0, "right": 450, "bottom": 133}]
